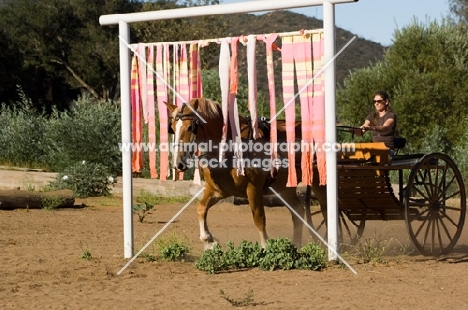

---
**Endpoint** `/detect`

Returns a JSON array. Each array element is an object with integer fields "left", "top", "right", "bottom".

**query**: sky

[{"left": 222, "top": 0, "right": 452, "bottom": 46}]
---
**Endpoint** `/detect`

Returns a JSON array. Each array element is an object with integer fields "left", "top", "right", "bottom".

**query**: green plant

[
  {"left": 219, "top": 289, "right": 256, "bottom": 307},
  {"left": 133, "top": 202, "right": 154, "bottom": 223},
  {"left": 135, "top": 190, "right": 192, "bottom": 205},
  {"left": 195, "top": 239, "right": 327, "bottom": 274},
  {"left": 195, "top": 243, "right": 226, "bottom": 274},
  {"left": 157, "top": 232, "right": 190, "bottom": 261},
  {"left": 258, "top": 238, "right": 298, "bottom": 271},
  {"left": 0, "top": 89, "right": 49, "bottom": 168},
  {"left": 159, "top": 243, "right": 190, "bottom": 261},
  {"left": 353, "top": 232, "right": 392, "bottom": 264},
  {"left": 295, "top": 243, "right": 327, "bottom": 270},
  {"left": 80, "top": 249, "right": 92, "bottom": 260},
  {"left": 139, "top": 252, "right": 157, "bottom": 262},
  {"left": 41, "top": 195, "right": 66, "bottom": 210},
  {"left": 45, "top": 96, "right": 122, "bottom": 174},
  {"left": 47, "top": 161, "right": 117, "bottom": 198},
  {"left": 222, "top": 240, "right": 263, "bottom": 270}
]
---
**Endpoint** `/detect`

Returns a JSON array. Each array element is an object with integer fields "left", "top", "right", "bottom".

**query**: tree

[
  {"left": 450, "top": 0, "right": 468, "bottom": 23},
  {"left": 337, "top": 20, "right": 468, "bottom": 152},
  {"left": 0, "top": 0, "right": 140, "bottom": 108}
]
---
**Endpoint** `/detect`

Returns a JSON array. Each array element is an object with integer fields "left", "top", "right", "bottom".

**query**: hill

[{"left": 218, "top": 11, "right": 386, "bottom": 95}]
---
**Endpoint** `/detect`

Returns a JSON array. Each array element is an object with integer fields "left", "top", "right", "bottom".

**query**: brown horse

[{"left": 165, "top": 98, "right": 306, "bottom": 249}]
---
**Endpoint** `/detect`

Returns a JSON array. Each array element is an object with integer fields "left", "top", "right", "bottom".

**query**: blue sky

[{"left": 222, "top": 0, "right": 452, "bottom": 46}]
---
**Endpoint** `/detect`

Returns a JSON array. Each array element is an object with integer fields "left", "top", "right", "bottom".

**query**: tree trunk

[{"left": 0, "top": 189, "right": 75, "bottom": 210}]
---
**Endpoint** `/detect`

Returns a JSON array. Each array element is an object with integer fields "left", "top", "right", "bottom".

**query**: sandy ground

[{"left": 1, "top": 169, "right": 468, "bottom": 309}]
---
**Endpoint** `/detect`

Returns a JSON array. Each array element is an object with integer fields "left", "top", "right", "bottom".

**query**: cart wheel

[
  {"left": 404, "top": 153, "right": 466, "bottom": 255},
  {"left": 339, "top": 210, "right": 366, "bottom": 245},
  {"left": 307, "top": 206, "right": 365, "bottom": 246}
]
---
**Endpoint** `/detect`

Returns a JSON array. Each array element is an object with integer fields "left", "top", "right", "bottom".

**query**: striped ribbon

[
  {"left": 131, "top": 54, "right": 143, "bottom": 173},
  {"left": 146, "top": 46, "right": 158, "bottom": 179}
]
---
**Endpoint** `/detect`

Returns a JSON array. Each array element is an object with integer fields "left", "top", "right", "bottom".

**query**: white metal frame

[{"left": 99, "top": 0, "right": 358, "bottom": 260}]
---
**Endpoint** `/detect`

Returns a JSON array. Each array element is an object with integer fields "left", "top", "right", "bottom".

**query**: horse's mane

[{"left": 190, "top": 98, "right": 222, "bottom": 119}]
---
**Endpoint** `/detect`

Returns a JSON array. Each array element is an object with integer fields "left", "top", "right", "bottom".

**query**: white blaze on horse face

[{"left": 173, "top": 119, "right": 183, "bottom": 168}]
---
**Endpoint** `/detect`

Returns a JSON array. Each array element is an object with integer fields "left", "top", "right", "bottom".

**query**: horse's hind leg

[
  {"left": 278, "top": 187, "right": 305, "bottom": 248},
  {"left": 197, "top": 187, "right": 221, "bottom": 250},
  {"left": 246, "top": 184, "right": 269, "bottom": 248}
]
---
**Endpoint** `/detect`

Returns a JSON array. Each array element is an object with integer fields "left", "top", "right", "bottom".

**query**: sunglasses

[{"left": 373, "top": 99, "right": 385, "bottom": 104}]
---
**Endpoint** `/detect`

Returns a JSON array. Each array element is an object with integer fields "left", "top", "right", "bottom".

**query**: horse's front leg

[
  {"left": 246, "top": 183, "right": 269, "bottom": 248},
  {"left": 198, "top": 186, "right": 221, "bottom": 250}
]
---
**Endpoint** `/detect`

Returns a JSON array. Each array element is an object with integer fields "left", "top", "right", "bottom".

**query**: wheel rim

[{"left": 404, "top": 153, "right": 466, "bottom": 255}]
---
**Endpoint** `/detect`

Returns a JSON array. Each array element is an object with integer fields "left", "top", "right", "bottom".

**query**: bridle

[
  {"left": 170, "top": 102, "right": 199, "bottom": 136},
  {"left": 170, "top": 103, "right": 201, "bottom": 169}
]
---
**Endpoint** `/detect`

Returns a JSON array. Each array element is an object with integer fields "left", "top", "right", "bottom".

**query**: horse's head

[{"left": 165, "top": 100, "right": 200, "bottom": 171}]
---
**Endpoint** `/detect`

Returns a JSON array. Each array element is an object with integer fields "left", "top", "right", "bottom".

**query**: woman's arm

[{"left": 371, "top": 118, "right": 394, "bottom": 132}]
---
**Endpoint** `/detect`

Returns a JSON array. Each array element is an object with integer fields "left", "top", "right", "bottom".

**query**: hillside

[{"left": 216, "top": 11, "right": 386, "bottom": 95}]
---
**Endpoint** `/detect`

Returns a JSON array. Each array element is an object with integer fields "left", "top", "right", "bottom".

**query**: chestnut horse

[{"left": 165, "top": 98, "right": 306, "bottom": 249}]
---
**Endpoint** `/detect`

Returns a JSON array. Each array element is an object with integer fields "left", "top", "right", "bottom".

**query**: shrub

[
  {"left": 45, "top": 95, "right": 121, "bottom": 174},
  {"left": 48, "top": 161, "right": 117, "bottom": 197},
  {"left": 0, "top": 90, "right": 49, "bottom": 168},
  {"left": 195, "top": 239, "right": 326, "bottom": 274},
  {"left": 195, "top": 243, "right": 226, "bottom": 274},
  {"left": 258, "top": 238, "right": 298, "bottom": 271},
  {"left": 157, "top": 232, "right": 191, "bottom": 261},
  {"left": 295, "top": 243, "right": 327, "bottom": 270}
]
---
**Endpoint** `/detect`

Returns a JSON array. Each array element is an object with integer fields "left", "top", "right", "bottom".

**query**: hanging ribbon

[
  {"left": 146, "top": 46, "right": 158, "bottom": 179},
  {"left": 246, "top": 34, "right": 261, "bottom": 139},
  {"left": 131, "top": 54, "right": 143, "bottom": 173},
  {"left": 262, "top": 34, "right": 280, "bottom": 174},
  {"left": 281, "top": 36, "right": 298, "bottom": 187},
  {"left": 218, "top": 38, "right": 231, "bottom": 162},
  {"left": 156, "top": 43, "right": 170, "bottom": 180},
  {"left": 312, "top": 32, "right": 326, "bottom": 185},
  {"left": 229, "top": 37, "right": 244, "bottom": 176}
]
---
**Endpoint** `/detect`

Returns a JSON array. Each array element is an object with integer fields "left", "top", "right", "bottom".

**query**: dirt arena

[{"left": 1, "top": 170, "right": 468, "bottom": 309}]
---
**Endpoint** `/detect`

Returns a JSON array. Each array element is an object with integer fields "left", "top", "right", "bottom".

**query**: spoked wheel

[
  {"left": 307, "top": 206, "right": 365, "bottom": 246},
  {"left": 404, "top": 153, "right": 466, "bottom": 256},
  {"left": 339, "top": 210, "right": 366, "bottom": 246}
]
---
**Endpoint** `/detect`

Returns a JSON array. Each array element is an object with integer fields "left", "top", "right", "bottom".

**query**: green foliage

[
  {"left": 48, "top": 161, "right": 117, "bottom": 198},
  {"left": 195, "top": 243, "right": 226, "bottom": 274},
  {"left": 139, "top": 252, "right": 157, "bottom": 262},
  {"left": 80, "top": 249, "right": 92, "bottom": 260},
  {"left": 195, "top": 239, "right": 326, "bottom": 274},
  {"left": 0, "top": 89, "right": 49, "bottom": 168},
  {"left": 450, "top": 0, "right": 468, "bottom": 23},
  {"left": 295, "top": 243, "right": 327, "bottom": 270},
  {"left": 157, "top": 232, "right": 191, "bottom": 261},
  {"left": 353, "top": 232, "right": 392, "bottom": 264},
  {"left": 45, "top": 96, "right": 122, "bottom": 174},
  {"left": 41, "top": 195, "right": 66, "bottom": 210},
  {"left": 258, "top": 238, "right": 298, "bottom": 271},
  {"left": 451, "top": 119, "right": 468, "bottom": 182},
  {"left": 0, "top": 0, "right": 139, "bottom": 103},
  {"left": 337, "top": 20, "right": 468, "bottom": 153},
  {"left": 133, "top": 202, "right": 154, "bottom": 223},
  {"left": 135, "top": 189, "right": 192, "bottom": 204},
  {"left": 159, "top": 243, "right": 190, "bottom": 261},
  {"left": 0, "top": 94, "right": 122, "bottom": 173},
  {"left": 222, "top": 240, "right": 264, "bottom": 270}
]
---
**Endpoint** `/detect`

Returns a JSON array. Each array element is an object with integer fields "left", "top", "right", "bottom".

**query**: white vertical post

[
  {"left": 323, "top": 1, "right": 339, "bottom": 261},
  {"left": 119, "top": 21, "right": 134, "bottom": 258}
]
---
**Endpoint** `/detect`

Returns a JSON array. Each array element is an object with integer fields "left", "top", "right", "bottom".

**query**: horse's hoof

[{"left": 203, "top": 240, "right": 218, "bottom": 250}]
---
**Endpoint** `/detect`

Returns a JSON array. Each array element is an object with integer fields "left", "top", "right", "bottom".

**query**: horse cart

[{"left": 308, "top": 130, "right": 466, "bottom": 256}]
